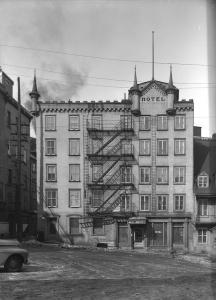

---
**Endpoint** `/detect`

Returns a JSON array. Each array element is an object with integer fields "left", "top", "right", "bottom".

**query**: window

[
  {"left": 69, "top": 165, "right": 80, "bottom": 181},
  {"left": 69, "top": 190, "right": 81, "bottom": 207},
  {"left": 157, "top": 115, "right": 167, "bottom": 130},
  {"left": 15, "top": 146, "right": 17, "bottom": 159},
  {"left": 140, "top": 116, "right": 151, "bottom": 130},
  {"left": 92, "top": 139, "right": 103, "bottom": 154},
  {"left": 198, "top": 199, "right": 208, "bottom": 216},
  {"left": 7, "top": 141, "right": 11, "bottom": 155},
  {"left": 157, "top": 139, "right": 168, "bottom": 155},
  {"left": 173, "top": 167, "right": 185, "bottom": 184},
  {"left": 92, "top": 190, "right": 103, "bottom": 207},
  {"left": 174, "top": 195, "right": 185, "bottom": 211},
  {"left": 120, "top": 195, "right": 130, "bottom": 211},
  {"left": 198, "top": 172, "right": 209, "bottom": 188},
  {"left": 198, "top": 228, "right": 207, "bottom": 244},
  {"left": 24, "top": 175, "right": 27, "bottom": 190},
  {"left": 92, "top": 165, "right": 102, "bottom": 182},
  {"left": 46, "top": 139, "right": 56, "bottom": 155},
  {"left": 121, "top": 167, "right": 132, "bottom": 183},
  {"left": 23, "top": 149, "right": 27, "bottom": 163},
  {"left": 175, "top": 139, "right": 186, "bottom": 155},
  {"left": 7, "top": 111, "right": 11, "bottom": 128},
  {"left": 92, "top": 116, "right": 102, "bottom": 130},
  {"left": 157, "top": 167, "right": 168, "bottom": 184},
  {"left": 140, "top": 167, "right": 151, "bottom": 184},
  {"left": 140, "top": 195, "right": 150, "bottom": 211},
  {"left": 32, "top": 163, "right": 36, "bottom": 173},
  {"left": 69, "top": 218, "right": 80, "bottom": 234},
  {"left": 120, "top": 115, "right": 132, "bottom": 130},
  {"left": 149, "top": 222, "right": 167, "bottom": 246},
  {"left": 122, "top": 140, "right": 132, "bottom": 154},
  {"left": 69, "top": 115, "right": 79, "bottom": 130},
  {"left": 157, "top": 195, "right": 168, "bottom": 211},
  {"left": 46, "top": 165, "right": 57, "bottom": 181},
  {"left": 69, "top": 139, "right": 80, "bottom": 155},
  {"left": 175, "top": 115, "right": 186, "bottom": 130},
  {"left": 8, "top": 169, "right": 12, "bottom": 185},
  {"left": 93, "top": 218, "right": 103, "bottom": 235},
  {"left": 46, "top": 190, "right": 57, "bottom": 207},
  {"left": 45, "top": 115, "right": 56, "bottom": 131},
  {"left": 140, "top": 140, "right": 151, "bottom": 155}
]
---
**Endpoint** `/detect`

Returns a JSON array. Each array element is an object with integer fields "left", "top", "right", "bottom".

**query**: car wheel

[{"left": 4, "top": 255, "right": 23, "bottom": 272}]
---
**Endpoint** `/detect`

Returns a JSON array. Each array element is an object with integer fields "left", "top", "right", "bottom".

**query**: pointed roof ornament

[
  {"left": 129, "top": 66, "right": 140, "bottom": 94},
  {"left": 167, "top": 64, "right": 175, "bottom": 91},
  {"left": 29, "top": 69, "right": 40, "bottom": 98}
]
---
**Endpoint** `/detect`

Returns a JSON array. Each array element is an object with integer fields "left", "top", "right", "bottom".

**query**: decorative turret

[
  {"left": 129, "top": 67, "right": 141, "bottom": 116},
  {"left": 166, "top": 65, "right": 176, "bottom": 116},
  {"left": 29, "top": 70, "right": 40, "bottom": 116}
]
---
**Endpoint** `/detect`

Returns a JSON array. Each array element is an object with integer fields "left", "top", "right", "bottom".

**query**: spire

[
  {"left": 29, "top": 69, "right": 40, "bottom": 98},
  {"left": 133, "top": 65, "right": 138, "bottom": 88},
  {"left": 152, "top": 31, "right": 154, "bottom": 80},
  {"left": 167, "top": 65, "right": 175, "bottom": 91}
]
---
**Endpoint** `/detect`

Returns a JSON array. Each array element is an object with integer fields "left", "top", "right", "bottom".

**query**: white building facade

[{"left": 32, "top": 68, "right": 194, "bottom": 253}]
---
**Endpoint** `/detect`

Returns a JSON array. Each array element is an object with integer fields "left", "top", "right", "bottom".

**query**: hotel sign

[{"left": 141, "top": 97, "right": 165, "bottom": 102}]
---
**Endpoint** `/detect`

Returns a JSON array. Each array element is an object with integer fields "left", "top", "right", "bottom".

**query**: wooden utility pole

[{"left": 15, "top": 77, "right": 22, "bottom": 242}]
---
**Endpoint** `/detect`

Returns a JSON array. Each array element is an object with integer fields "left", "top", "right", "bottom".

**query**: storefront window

[{"left": 149, "top": 222, "right": 167, "bottom": 246}]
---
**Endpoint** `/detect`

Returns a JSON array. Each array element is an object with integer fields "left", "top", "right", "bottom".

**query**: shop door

[
  {"left": 118, "top": 222, "right": 129, "bottom": 247},
  {"left": 134, "top": 227, "right": 143, "bottom": 248},
  {"left": 173, "top": 223, "right": 184, "bottom": 252}
]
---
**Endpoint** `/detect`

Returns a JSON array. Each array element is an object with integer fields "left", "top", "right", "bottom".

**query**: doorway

[
  {"left": 172, "top": 223, "right": 184, "bottom": 252},
  {"left": 134, "top": 227, "right": 144, "bottom": 248}
]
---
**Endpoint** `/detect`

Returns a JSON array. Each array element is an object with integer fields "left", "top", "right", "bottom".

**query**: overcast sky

[{"left": 0, "top": 0, "right": 215, "bottom": 137}]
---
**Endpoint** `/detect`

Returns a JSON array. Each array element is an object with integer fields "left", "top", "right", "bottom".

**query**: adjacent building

[
  {"left": 0, "top": 69, "right": 35, "bottom": 238},
  {"left": 32, "top": 66, "right": 195, "bottom": 253},
  {"left": 193, "top": 134, "right": 216, "bottom": 255}
]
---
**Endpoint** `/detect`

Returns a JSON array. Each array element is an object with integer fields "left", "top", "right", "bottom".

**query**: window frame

[
  {"left": 175, "top": 115, "right": 186, "bottom": 130},
  {"left": 157, "top": 115, "right": 168, "bottom": 131},
  {"left": 156, "top": 167, "right": 169, "bottom": 184},
  {"left": 174, "top": 194, "right": 185, "bottom": 212},
  {"left": 198, "top": 228, "right": 207, "bottom": 244},
  {"left": 46, "top": 189, "right": 57, "bottom": 207},
  {"left": 157, "top": 139, "right": 168, "bottom": 156},
  {"left": 198, "top": 199, "right": 208, "bottom": 216},
  {"left": 45, "top": 115, "right": 56, "bottom": 131},
  {"left": 173, "top": 166, "right": 186, "bottom": 184},
  {"left": 46, "top": 139, "right": 56, "bottom": 156},
  {"left": 174, "top": 139, "right": 186, "bottom": 155},
  {"left": 157, "top": 195, "right": 168, "bottom": 211},
  {"left": 140, "top": 140, "right": 151, "bottom": 155},
  {"left": 69, "top": 164, "right": 80, "bottom": 182},
  {"left": 140, "top": 167, "right": 151, "bottom": 184},
  {"left": 93, "top": 217, "right": 104, "bottom": 235},
  {"left": 69, "top": 139, "right": 80, "bottom": 156},
  {"left": 140, "top": 195, "right": 150, "bottom": 211},
  {"left": 69, "top": 115, "right": 80, "bottom": 131},
  {"left": 139, "top": 116, "right": 151, "bottom": 131},
  {"left": 7, "top": 141, "right": 11, "bottom": 156},
  {"left": 92, "top": 115, "right": 102, "bottom": 130},
  {"left": 69, "top": 189, "right": 81, "bottom": 208},
  {"left": 198, "top": 175, "right": 209, "bottom": 188},
  {"left": 46, "top": 164, "right": 57, "bottom": 182},
  {"left": 23, "top": 149, "right": 27, "bottom": 163},
  {"left": 7, "top": 111, "right": 11, "bottom": 128},
  {"left": 120, "top": 194, "right": 130, "bottom": 211}
]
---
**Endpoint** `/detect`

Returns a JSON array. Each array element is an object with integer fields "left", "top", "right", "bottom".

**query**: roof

[{"left": 194, "top": 137, "right": 216, "bottom": 195}]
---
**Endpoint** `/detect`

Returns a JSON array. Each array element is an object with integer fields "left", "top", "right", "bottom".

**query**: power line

[
  {"left": 5, "top": 71, "right": 216, "bottom": 90},
  {"left": 1, "top": 62, "right": 216, "bottom": 85},
  {"left": 1, "top": 44, "right": 216, "bottom": 68}
]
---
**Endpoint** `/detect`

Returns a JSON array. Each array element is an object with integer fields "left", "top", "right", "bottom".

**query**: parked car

[{"left": 0, "top": 239, "right": 29, "bottom": 272}]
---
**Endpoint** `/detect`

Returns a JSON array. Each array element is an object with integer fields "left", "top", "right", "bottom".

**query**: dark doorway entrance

[
  {"left": 134, "top": 227, "right": 143, "bottom": 248},
  {"left": 173, "top": 222, "right": 184, "bottom": 252},
  {"left": 118, "top": 222, "right": 128, "bottom": 247}
]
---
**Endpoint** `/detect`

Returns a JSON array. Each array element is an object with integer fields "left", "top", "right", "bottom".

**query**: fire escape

[{"left": 81, "top": 111, "right": 139, "bottom": 227}]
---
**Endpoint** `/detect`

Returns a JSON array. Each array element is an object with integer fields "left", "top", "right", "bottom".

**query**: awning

[{"left": 128, "top": 217, "right": 146, "bottom": 225}]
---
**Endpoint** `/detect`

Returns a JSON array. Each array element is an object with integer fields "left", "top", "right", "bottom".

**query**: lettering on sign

[{"left": 141, "top": 97, "right": 165, "bottom": 102}]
